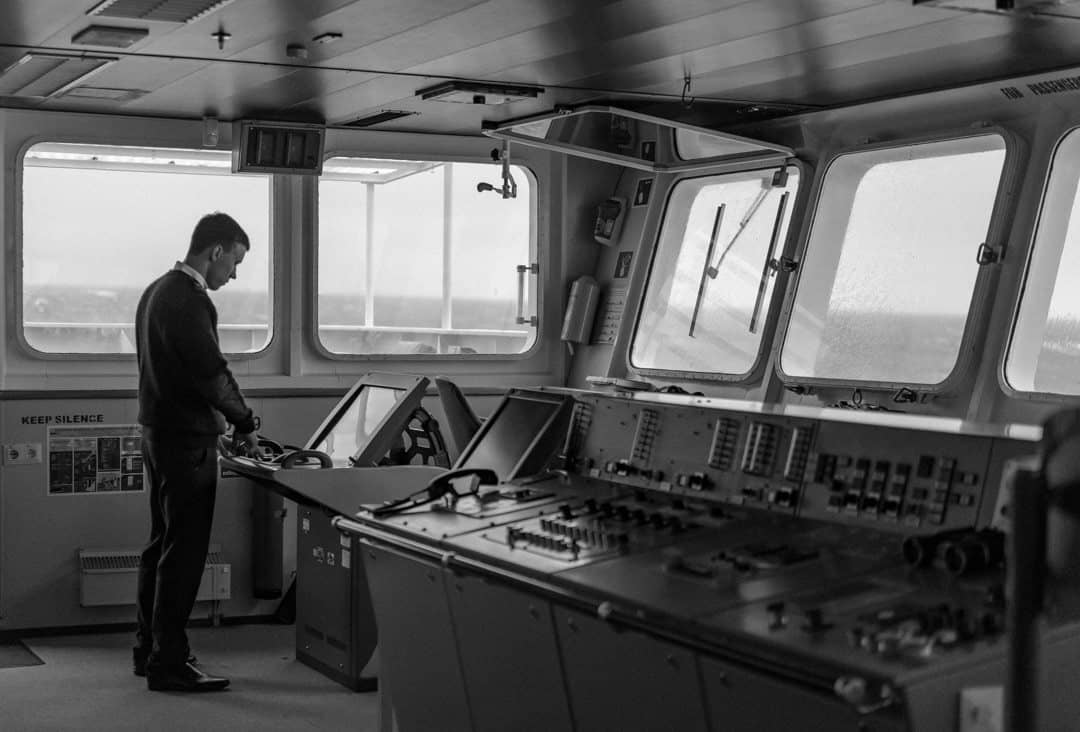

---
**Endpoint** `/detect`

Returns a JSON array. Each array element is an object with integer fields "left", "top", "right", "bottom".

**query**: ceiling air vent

[
  {"left": 87, "top": 0, "right": 239, "bottom": 23},
  {"left": 0, "top": 52, "right": 117, "bottom": 98},
  {"left": 72, "top": 24, "right": 149, "bottom": 48},
  {"left": 343, "top": 110, "right": 418, "bottom": 128},
  {"left": 417, "top": 80, "right": 543, "bottom": 105},
  {"left": 232, "top": 120, "right": 325, "bottom": 175},
  {"left": 58, "top": 86, "right": 148, "bottom": 103}
]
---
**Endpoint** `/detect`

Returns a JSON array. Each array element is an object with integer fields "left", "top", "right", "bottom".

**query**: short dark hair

[{"left": 187, "top": 212, "right": 250, "bottom": 257}]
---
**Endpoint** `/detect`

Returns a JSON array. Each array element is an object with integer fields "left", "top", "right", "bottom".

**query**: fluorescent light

[
  {"left": 0, "top": 53, "right": 117, "bottom": 98},
  {"left": 87, "top": 0, "right": 239, "bottom": 23},
  {"left": 417, "top": 80, "right": 543, "bottom": 105}
]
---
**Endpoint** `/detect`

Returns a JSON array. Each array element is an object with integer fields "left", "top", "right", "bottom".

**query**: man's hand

[{"left": 233, "top": 431, "right": 260, "bottom": 458}]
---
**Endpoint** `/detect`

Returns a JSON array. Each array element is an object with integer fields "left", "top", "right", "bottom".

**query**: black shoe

[
  {"left": 146, "top": 661, "right": 229, "bottom": 692},
  {"left": 133, "top": 648, "right": 150, "bottom": 677},
  {"left": 133, "top": 650, "right": 196, "bottom": 677}
]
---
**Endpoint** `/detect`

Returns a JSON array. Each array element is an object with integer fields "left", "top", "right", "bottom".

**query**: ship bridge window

[
  {"left": 1007, "top": 127, "right": 1080, "bottom": 395},
  {"left": 317, "top": 156, "right": 536, "bottom": 356},
  {"left": 20, "top": 142, "right": 271, "bottom": 355},
  {"left": 630, "top": 166, "right": 800, "bottom": 377},
  {"left": 779, "top": 135, "right": 1007, "bottom": 386}
]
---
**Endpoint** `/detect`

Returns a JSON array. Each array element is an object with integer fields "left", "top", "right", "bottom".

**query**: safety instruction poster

[{"left": 48, "top": 425, "right": 144, "bottom": 495}]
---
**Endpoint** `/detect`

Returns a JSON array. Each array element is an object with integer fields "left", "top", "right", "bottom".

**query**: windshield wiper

[
  {"left": 688, "top": 170, "right": 789, "bottom": 338},
  {"left": 706, "top": 186, "right": 771, "bottom": 281},
  {"left": 689, "top": 204, "right": 725, "bottom": 337},
  {"left": 748, "top": 191, "right": 790, "bottom": 333}
]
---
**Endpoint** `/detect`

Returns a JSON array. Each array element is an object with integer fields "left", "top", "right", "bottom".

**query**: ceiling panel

[
  {"left": 0, "top": 1, "right": 101, "bottom": 46},
  {"left": 661, "top": 13, "right": 1020, "bottom": 105},
  {"left": 520, "top": 0, "right": 892, "bottom": 88},
  {"left": 723, "top": 24, "right": 1080, "bottom": 106},
  {"left": 0, "top": 0, "right": 1079, "bottom": 132},
  {"left": 40, "top": 55, "right": 209, "bottom": 105},
  {"left": 297, "top": 0, "right": 823, "bottom": 125},
  {"left": 146, "top": 0, "right": 487, "bottom": 61},
  {"left": 346, "top": 0, "right": 742, "bottom": 86},
  {"left": 552, "top": 2, "right": 949, "bottom": 99}
]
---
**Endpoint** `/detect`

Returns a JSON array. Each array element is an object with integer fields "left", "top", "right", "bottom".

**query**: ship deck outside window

[
  {"left": 317, "top": 156, "right": 536, "bottom": 357},
  {"left": 780, "top": 135, "right": 1007, "bottom": 386},
  {"left": 631, "top": 166, "right": 799, "bottom": 377},
  {"left": 1007, "top": 126, "right": 1080, "bottom": 396},
  {"left": 20, "top": 142, "right": 272, "bottom": 356}
]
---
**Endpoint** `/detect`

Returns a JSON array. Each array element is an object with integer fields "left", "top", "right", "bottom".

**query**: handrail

[{"left": 24, "top": 321, "right": 528, "bottom": 337}]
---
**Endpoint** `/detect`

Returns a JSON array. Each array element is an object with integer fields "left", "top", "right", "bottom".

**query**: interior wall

[{"left": 0, "top": 108, "right": 569, "bottom": 630}]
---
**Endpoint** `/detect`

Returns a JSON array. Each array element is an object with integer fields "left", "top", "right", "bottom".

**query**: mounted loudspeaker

[{"left": 232, "top": 120, "right": 325, "bottom": 174}]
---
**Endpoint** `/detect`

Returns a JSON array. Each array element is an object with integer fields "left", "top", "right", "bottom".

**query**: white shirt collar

[{"left": 173, "top": 261, "right": 208, "bottom": 290}]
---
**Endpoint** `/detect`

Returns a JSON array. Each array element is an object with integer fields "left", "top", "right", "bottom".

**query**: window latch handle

[
  {"left": 976, "top": 242, "right": 999, "bottom": 265},
  {"left": 515, "top": 263, "right": 538, "bottom": 326}
]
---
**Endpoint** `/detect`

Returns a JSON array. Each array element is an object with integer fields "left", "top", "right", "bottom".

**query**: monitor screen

[
  {"left": 312, "top": 386, "right": 403, "bottom": 467},
  {"left": 305, "top": 372, "right": 429, "bottom": 467},
  {"left": 456, "top": 390, "right": 574, "bottom": 481}
]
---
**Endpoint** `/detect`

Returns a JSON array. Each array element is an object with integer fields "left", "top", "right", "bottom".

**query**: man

[{"left": 134, "top": 212, "right": 260, "bottom": 692}]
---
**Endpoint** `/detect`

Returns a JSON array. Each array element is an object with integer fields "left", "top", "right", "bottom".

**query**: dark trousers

[{"left": 135, "top": 436, "right": 218, "bottom": 668}]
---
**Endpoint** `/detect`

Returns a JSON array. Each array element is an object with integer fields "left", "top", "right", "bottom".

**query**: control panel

[
  {"left": 560, "top": 391, "right": 1037, "bottom": 535},
  {"left": 704, "top": 566, "right": 1011, "bottom": 679},
  {"left": 484, "top": 493, "right": 713, "bottom": 566},
  {"left": 348, "top": 387, "right": 1061, "bottom": 731}
]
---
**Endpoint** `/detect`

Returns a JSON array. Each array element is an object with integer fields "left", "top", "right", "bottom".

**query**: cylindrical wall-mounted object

[{"left": 561, "top": 275, "right": 600, "bottom": 344}]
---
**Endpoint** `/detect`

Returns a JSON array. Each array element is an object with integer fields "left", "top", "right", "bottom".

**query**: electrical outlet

[
  {"left": 959, "top": 686, "right": 1002, "bottom": 732},
  {"left": 5, "top": 442, "right": 42, "bottom": 465}
]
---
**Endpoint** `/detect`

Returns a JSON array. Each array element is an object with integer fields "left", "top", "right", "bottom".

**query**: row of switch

[
  {"left": 505, "top": 526, "right": 583, "bottom": 557},
  {"left": 763, "top": 600, "right": 1004, "bottom": 659},
  {"left": 557, "top": 501, "right": 692, "bottom": 533},
  {"left": 538, "top": 517, "right": 631, "bottom": 547}
]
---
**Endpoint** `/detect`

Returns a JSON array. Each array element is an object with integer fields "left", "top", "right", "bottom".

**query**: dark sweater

[{"left": 136, "top": 270, "right": 256, "bottom": 443}]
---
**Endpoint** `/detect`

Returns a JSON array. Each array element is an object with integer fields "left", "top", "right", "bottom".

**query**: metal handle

[{"left": 515, "top": 263, "right": 539, "bottom": 326}]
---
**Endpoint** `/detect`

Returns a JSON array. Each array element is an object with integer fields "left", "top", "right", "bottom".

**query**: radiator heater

[{"left": 78, "top": 545, "right": 230, "bottom": 607}]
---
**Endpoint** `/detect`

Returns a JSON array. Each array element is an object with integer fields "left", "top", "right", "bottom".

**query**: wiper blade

[
  {"left": 689, "top": 204, "right": 725, "bottom": 337},
  {"left": 748, "top": 191, "right": 790, "bottom": 334}
]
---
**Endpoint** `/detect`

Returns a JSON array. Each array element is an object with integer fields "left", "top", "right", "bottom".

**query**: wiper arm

[
  {"left": 748, "top": 191, "right": 790, "bottom": 334},
  {"left": 707, "top": 186, "right": 771, "bottom": 280},
  {"left": 689, "top": 204, "right": 725, "bottom": 337},
  {"left": 689, "top": 187, "right": 772, "bottom": 337}
]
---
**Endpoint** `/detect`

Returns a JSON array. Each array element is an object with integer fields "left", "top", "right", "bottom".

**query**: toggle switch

[
  {"left": 766, "top": 601, "right": 786, "bottom": 630},
  {"left": 801, "top": 607, "right": 832, "bottom": 634}
]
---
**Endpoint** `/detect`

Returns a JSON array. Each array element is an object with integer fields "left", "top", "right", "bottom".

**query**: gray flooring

[{"left": 0, "top": 624, "right": 380, "bottom": 731}]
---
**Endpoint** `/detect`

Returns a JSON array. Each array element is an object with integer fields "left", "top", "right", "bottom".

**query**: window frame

[
  {"left": 628, "top": 160, "right": 806, "bottom": 383},
  {"left": 15, "top": 136, "right": 276, "bottom": 361},
  {"left": 310, "top": 150, "right": 541, "bottom": 362},
  {"left": 1002, "top": 124, "right": 1080, "bottom": 400},
  {"left": 774, "top": 129, "right": 1019, "bottom": 394}
]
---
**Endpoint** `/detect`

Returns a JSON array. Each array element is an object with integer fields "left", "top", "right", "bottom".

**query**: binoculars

[{"left": 902, "top": 527, "right": 1005, "bottom": 576}]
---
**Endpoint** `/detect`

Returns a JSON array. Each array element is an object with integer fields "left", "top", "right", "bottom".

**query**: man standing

[{"left": 134, "top": 212, "right": 260, "bottom": 692}]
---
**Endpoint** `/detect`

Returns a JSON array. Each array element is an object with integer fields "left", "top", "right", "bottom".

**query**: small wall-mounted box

[{"left": 232, "top": 120, "right": 325, "bottom": 175}]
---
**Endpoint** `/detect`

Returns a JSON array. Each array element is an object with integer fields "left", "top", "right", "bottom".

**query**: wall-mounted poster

[{"left": 48, "top": 425, "right": 143, "bottom": 495}]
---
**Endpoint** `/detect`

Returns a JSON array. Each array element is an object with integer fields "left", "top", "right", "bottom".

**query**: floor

[{"left": 0, "top": 624, "right": 381, "bottom": 731}]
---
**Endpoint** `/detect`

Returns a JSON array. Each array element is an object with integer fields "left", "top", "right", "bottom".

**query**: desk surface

[{"left": 221, "top": 456, "right": 443, "bottom": 517}]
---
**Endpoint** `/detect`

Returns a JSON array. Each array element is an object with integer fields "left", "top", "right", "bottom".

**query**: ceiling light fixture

[
  {"left": 87, "top": 0, "right": 239, "bottom": 23},
  {"left": 343, "top": 110, "right": 419, "bottom": 128},
  {"left": 58, "top": 86, "right": 148, "bottom": 103},
  {"left": 72, "top": 24, "right": 149, "bottom": 48},
  {"left": 416, "top": 80, "right": 543, "bottom": 105},
  {"left": 0, "top": 52, "right": 118, "bottom": 98}
]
